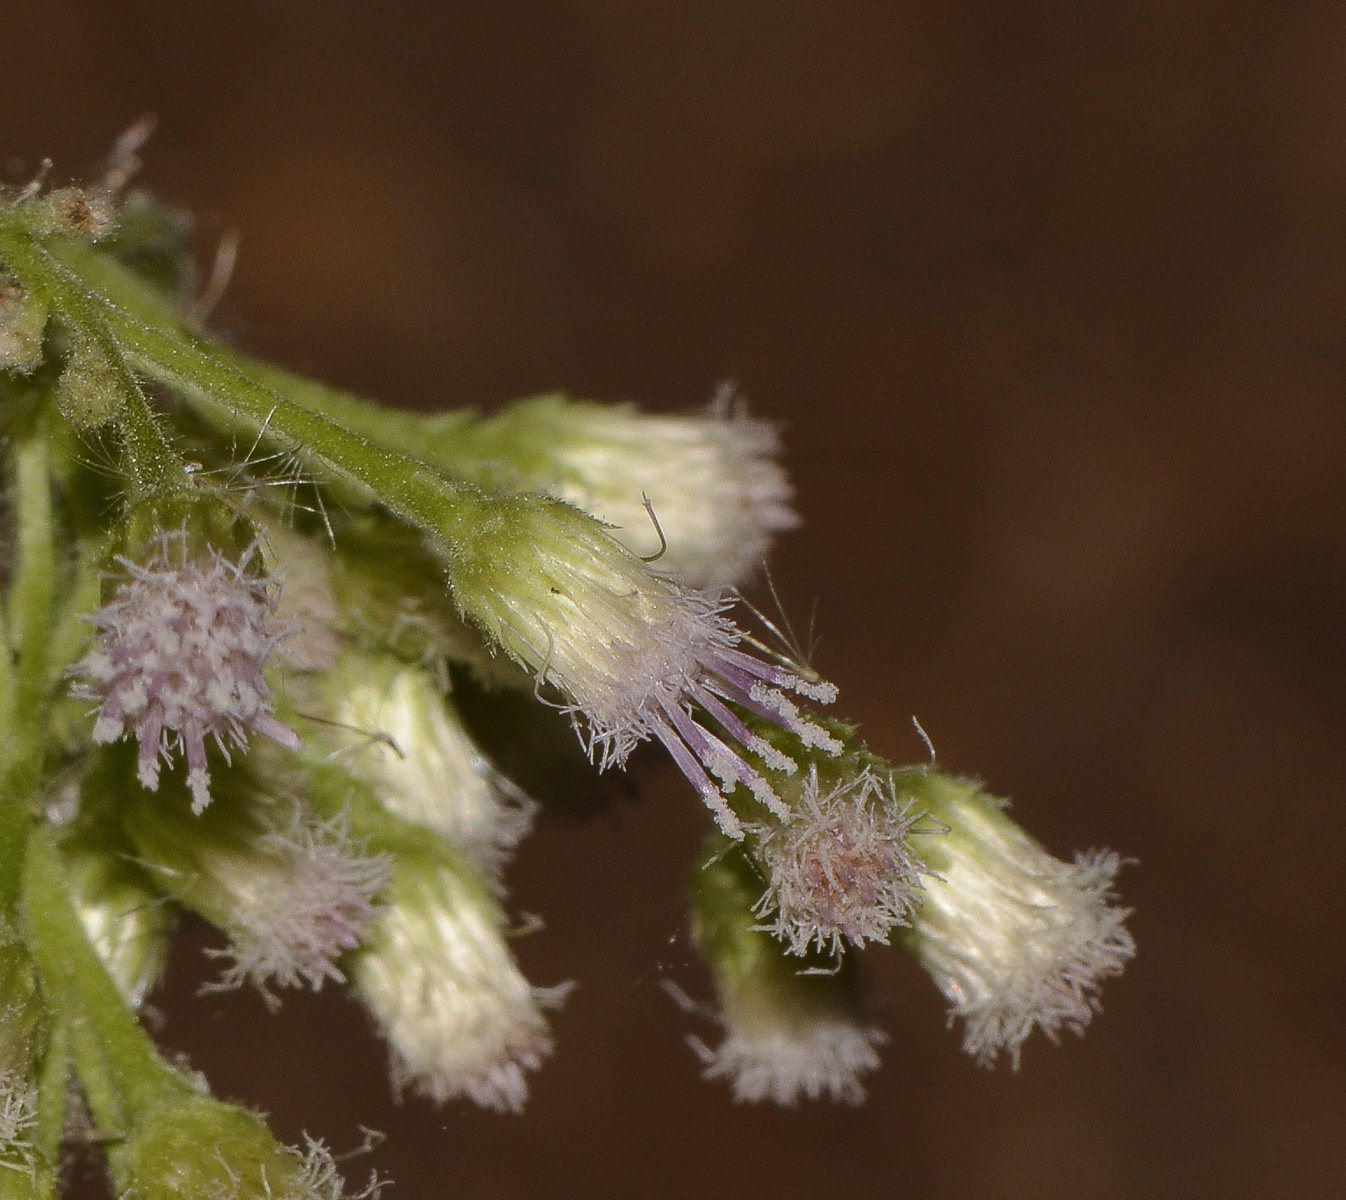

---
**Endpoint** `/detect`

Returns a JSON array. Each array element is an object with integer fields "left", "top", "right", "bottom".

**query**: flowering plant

[{"left": 0, "top": 129, "right": 1133, "bottom": 1198}]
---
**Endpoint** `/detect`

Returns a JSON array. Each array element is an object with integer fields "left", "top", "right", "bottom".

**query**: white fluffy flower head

[
  {"left": 482, "top": 388, "right": 799, "bottom": 588},
  {"left": 352, "top": 849, "right": 570, "bottom": 1114},
  {"left": 694, "top": 1019, "right": 885, "bottom": 1107},
  {"left": 324, "top": 654, "right": 534, "bottom": 887},
  {"left": 750, "top": 764, "right": 928, "bottom": 956},
  {"left": 564, "top": 588, "right": 841, "bottom": 839},
  {"left": 73, "top": 532, "right": 301, "bottom": 812},
  {"left": 683, "top": 836, "right": 886, "bottom": 1107},
  {"left": 209, "top": 814, "right": 392, "bottom": 999},
  {"left": 905, "top": 778, "right": 1135, "bottom": 1068}
]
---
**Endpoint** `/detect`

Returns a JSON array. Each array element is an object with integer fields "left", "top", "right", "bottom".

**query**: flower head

[
  {"left": 72, "top": 532, "right": 301, "bottom": 812},
  {"left": 207, "top": 814, "right": 391, "bottom": 997},
  {"left": 683, "top": 836, "right": 885, "bottom": 1106},
  {"left": 897, "top": 771, "right": 1135, "bottom": 1067},
  {"left": 319, "top": 651, "right": 534, "bottom": 887},
  {"left": 453, "top": 388, "right": 798, "bottom": 588},
  {"left": 116, "top": 761, "right": 389, "bottom": 1001},
  {"left": 694, "top": 1020, "right": 886, "bottom": 1107},
  {"left": 448, "top": 496, "right": 840, "bottom": 838},
  {"left": 350, "top": 826, "right": 570, "bottom": 1114},
  {"left": 749, "top": 762, "right": 929, "bottom": 956}
]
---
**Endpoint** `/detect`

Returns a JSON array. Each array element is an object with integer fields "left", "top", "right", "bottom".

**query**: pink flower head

[
  {"left": 448, "top": 497, "right": 842, "bottom": 838},
  {"left": 578, "top": 590, "right": 842, "bottom": 839},
  {"left": 73, "top": 534, "right": 301, "bottom": 811},
  {"left": 749, "top": 765, "right": 928, "bottom": 956}
]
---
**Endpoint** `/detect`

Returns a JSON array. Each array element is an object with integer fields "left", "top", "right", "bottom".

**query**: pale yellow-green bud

[
  {"left": 316, "top": 649, "right": 533, "bottom": 886},
  {"left": 349, "top": 820, "right": 569, "bottom": 1114},
  {"left": 111, "top": 1091, "right": 362, "bottom": 1200},
  {"left": 446, "top": 390, "right": 798, "bottom": 588},
  {"left": 895, "top": 771, "right": 1135, "bottom": 1068}
]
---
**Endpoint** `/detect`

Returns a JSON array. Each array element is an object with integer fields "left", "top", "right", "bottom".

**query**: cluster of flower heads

[
  {"left": 0, "top": 157, "right": 1134, "bottom": 1200},
  {"left": 58, "top": 418, "right": 1135, "bottom": 1114}
]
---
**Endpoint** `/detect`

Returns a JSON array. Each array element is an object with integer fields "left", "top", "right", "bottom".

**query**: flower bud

[
  {"left": 118, "top": 758, "right": 388, "bottom": 999},
  {"left": 683, "top": 837, "right": 884, "bottom": 1106},
  {"left": 111, "top": 1092, "right": 366, "bottom": 1200},
  {"left": 894, "top": 770, "right": 1135, "bottom": 1067},
  {"left": 448, "top": 390, "right": 798, "bottom": 588},
  {"left": 317, "top": 650, "right": 533, "bottom": 886},
  {"left": 348, "top": 816, "right": 569, "bottom": 1114}
]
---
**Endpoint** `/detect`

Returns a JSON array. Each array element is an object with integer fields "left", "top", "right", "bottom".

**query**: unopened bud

[
  {"left": 317, "top": 650, "right": 534, "bottom": 886},
  {"left": 894, "top": 770, "right": 1135, "bottom": 1068},
  {"left": 348, "top": 815, "right": 569, "bottom": 1114},
  {"left": 112, "top": 1092, "right": 367, "bottom": 1200},
  {"left": 448, "top": 389, "right": 798, "bottom": 588},
  {"left": 118, "top": 761, "right": 388, "bottom": 999}
]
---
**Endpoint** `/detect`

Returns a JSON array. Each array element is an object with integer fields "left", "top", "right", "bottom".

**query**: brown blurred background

[{"left": 5, "top": 2, "right": 1345, "bottom": 1197}]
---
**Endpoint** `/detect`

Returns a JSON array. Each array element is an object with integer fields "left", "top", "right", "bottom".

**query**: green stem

[
  {"left": 39, "top": 238, "right": 478, "bottom": 470},
  {"left": 2, "top": 227, "right": 491, "bottom": 549},
  {"left": 34, "top": 237, "right": 504, "bottom": 532},
  {"left": 20, "top": 825, "right": 185, "bottom": 1135},
  {"left": 6, "top": 429, "right": 55, "bottom": 769},
  {"left": 0, "top": 225, "right": 188, "bottom": 501},
  {"left": 0, "top": 771, "right": 32, "bottom": 927},
  {"left": 2, "top": 224, "right": 582, "bottom": 592},
  {"left": 105, "top": 305, "right": 497, "bottom": 557},
  {"left": 30, "top": 1016, "right": 67, "bottom": 1177}
]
